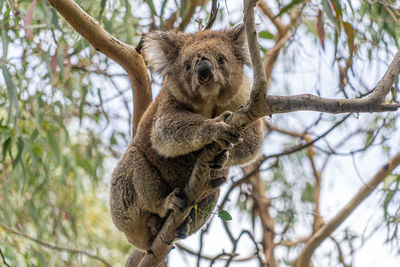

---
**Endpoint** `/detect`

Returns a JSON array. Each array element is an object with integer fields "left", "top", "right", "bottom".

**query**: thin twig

[
  {"left": 293, "top": 151, "right": 400, "bottom": 267},
  {"left": 175, "top": 243, "right": 257, "bottom": 262},
  {"left": 0, "top": 248, "right": 11, "bottom": 267},
  {"left": 204, "top": 0, "right": 219, "bottom": 30},
  {"left": 0, "top": 222, "right": 111, "bottom": 267}
]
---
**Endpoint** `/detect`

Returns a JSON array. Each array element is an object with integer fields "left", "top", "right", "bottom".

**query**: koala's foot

[
  {"left": 175, "top": 216, "right": 192, "bottom": 239},
  {"left": 147, "top": 214, "right": 165, "bottom": 238},
  {"left": 209, "top": 177, "right": 227, "bottom": 188},
  {"left": 164, "top": 188, "right": 188, "bottom": 214}
]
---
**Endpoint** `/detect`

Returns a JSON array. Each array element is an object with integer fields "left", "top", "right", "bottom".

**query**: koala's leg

[
  {"left": 110, "top": 146, "right": 186, "bottom": 250},
  {"left": 226, "top": 118, "right": 264, "bottom": 166},
  {"left": 110, "top": 171, "right": 153, "bottom": 251}
]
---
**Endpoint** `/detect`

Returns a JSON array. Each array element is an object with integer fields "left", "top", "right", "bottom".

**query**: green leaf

[
  {"left": 322, "top": 0, "right": 340, "bottom": 33},
  {"left": 218, "top": 210, "right": 232, "bottom": 221},
  {"left": 57, "top": 47, "right": 65, "bottom": 81},
  {"left": 98, "top": 0, "right": 107, "bottom": 20},
  {"left": 203, "top": 203, "right": 213, "bottom": 219},
  {"left": 276, "top": 0, "right": 304, "bottom": 18},
  {"left": 79, "top": 86, "right": 88, "bottom": 124},
  {"left": 76, "top": 158, "right": 97, "bottom": 179},
  {"left": 330, "top": 0, "right": 343, "bottom": 20},
  {"left": 2, "top": 65, "right": 17, "bottom": 124},
  {"left": 194, "top": 203, "right": 198, "bottom": 226},
  {"left": 146, "top": 0, "right": 157, "bottom": 16},
  {"left": 45, "top": 126, "right": 61, "bottom": 161},
  {"left": 258, "top": 31, "right": 275, "bottom": 40},
  {"left": 12, "top": 137, "right": 24, "bottom": 166},
  {"left": 1, "top": 25, "right": 8, "bottom": 60},
  {"left": 301, "top": 182, "right": 314, "bottom": 202},
  {"left": 343, "top": 22, "right": 355, "bottom": 62},
  {"left": 383, "top": 175, "right": 399, "bottom": 190},
  {"left": 2, "top": 137, "right": 12, "bottom": 162}
]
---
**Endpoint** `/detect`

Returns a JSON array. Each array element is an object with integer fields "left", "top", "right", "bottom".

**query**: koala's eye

[
  {"left": 184, "top": 61, "right": 191, "bottom": 71},
  {"left": 217, "top": 55, "right": 226, "bottom": 65}
]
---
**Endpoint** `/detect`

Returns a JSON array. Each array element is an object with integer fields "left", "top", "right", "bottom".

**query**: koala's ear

[
  {"left": 227, "top": 24, "right": 247, "bottom": 47},
  {"left": 226, "top": 24, "right": 250, "bottom": 65},
  {"left": 142, "top": 31, "right": 182, "bottom": 75}
]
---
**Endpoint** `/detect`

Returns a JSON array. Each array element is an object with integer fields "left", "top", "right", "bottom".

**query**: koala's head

[{"left": 142, "top": 24, "right": 249, "bottom": 105}]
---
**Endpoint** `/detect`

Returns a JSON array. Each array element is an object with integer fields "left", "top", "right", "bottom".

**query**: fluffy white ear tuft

[
  {"left": 226, "top": 24, "right": 250, "bottom": 65},
  {"left": 142, "top": 31, "right": 182, "bottom": 76}
]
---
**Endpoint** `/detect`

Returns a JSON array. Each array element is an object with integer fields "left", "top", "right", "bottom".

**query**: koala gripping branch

[{"left": 136, "top": 1, "right": 400, "bottom": 266}]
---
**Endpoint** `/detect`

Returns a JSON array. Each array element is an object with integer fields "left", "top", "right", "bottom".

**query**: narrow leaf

[
  {"left": 12, "top": 137, "right": 24, "bottom": 166},
  {"left": 79, "top": 86, "right": 88, "bottom": 124},
  {"left": 343, "top": 22, "right": 355, "bottom": 63},
  {"left": 203, "top": 203, "right": 213, "bottom": 219},
  {"left": 301, "top": 182, "right": 314, "bottom": 202},
  {"left": 218, "top": 210, "right": 232, "bottom": 221},
  {"left": 2, "top": 66, "right": 17, "bottom": 123},
  {"left": 317, "top": 10, "right": 325, "bottom": 50},
  {"left": 321, "top": 0, "right": 340, "bottom": 33},
  {"left": 2, "top": 137, "right": 12, "bottom": 162},
  {"left": 146, "top": 0, "right": 157, "bottom": 16},
  {"left": 276, "top": 0, "right": 304, "bottom": 18},
  {"left": 23, "top": 0, "right": 37, "bottom": 41},
  {"left": 258, "top": 31, "right": 275, "bottom": 40}
]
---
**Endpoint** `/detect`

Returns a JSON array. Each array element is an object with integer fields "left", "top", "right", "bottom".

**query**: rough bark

[{"left": 47, "top": 0, "right": 152, "bottom": 137}]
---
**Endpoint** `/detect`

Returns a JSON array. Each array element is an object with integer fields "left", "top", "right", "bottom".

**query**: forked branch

[
  {"left": 49, "top": 0, "right": 400, "bottom": 266},
  {"left": 47, "top": 0, "right": 152, "bottom": 137},
  {"left": 292, "top": 151, "right": 400, "bottom": 267},
  {"left": 136, "top": 0, "right": 400, "bottom": 266}
]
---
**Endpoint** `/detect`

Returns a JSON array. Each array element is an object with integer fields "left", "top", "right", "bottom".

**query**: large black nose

[{"left": 195, "top": 58, "right": 213, "bottom": 84}]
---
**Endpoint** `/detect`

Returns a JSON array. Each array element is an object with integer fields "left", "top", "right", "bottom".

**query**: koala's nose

[{"left": 196, "top": 58, "right": 213, "bottom": 84}]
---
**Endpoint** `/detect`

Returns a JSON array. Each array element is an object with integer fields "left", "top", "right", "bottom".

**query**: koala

[{"left": 110, "top": 24, "right": 264, "bottom": 252}]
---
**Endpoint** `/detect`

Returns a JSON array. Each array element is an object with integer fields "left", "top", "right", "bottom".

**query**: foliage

[{"left": 1, "top": 0, "right": 400, "bottom": 266}]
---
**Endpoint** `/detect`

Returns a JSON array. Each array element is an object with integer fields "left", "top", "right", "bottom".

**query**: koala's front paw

[
  {"left": 211, "top": 111, "right": 241, "bottom": 150},
  {"left": 164, "top": 188, "right": 188, "bottom": 214},
  {"left": 207, "top": 150, "right": 228, "bottom": 169},
  {"left": 209, "top": 176, "right": 227, "bottom": 188}
]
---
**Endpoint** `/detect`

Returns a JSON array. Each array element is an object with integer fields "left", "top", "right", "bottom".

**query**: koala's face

[{"left": 143, "top": 24, "right": 249, "bottom": 103}]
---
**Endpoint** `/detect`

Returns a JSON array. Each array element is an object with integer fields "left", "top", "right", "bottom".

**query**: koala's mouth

[{"left": 199, "top": 82, "right": 220, "bottom": 92}]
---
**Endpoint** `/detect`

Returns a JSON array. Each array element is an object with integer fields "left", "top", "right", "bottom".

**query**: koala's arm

[
  {"left": 225, "top": 118, "right": 264, "bottom": 166},
  {"left": 151, "top": 108, "right": 239, "bottom": 157}
]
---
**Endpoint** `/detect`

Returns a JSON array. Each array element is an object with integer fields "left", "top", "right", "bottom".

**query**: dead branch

[
  {"left": 47, "top": 0, "right": 151, "bottom": 137},
  {"left": 292, "top": 151, "right": 400, "bottom": 267},
  {"left": 49, "top": 0, "right": 400, "bottom": 266},
  {"left": 175, "top": 243, "right": 257, "bottom": 262},
  {"left": 244, "top": 165, "right": 276, "bottom": 267}
]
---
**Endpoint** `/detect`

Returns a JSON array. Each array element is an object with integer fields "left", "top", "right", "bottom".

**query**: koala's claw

[
  {"left": 147, "top": 214, "right": 165, "bottom": 237},
  {"left": 217, "top": 110, "right": 234, "bottom": 123},
  {"left": 166, "top": 188, "right": 188, "bottom": 213},
  {"left": 175, "top": 217, "right": 191, "bottom": 239},
  {"left": 207, "top": 150, "right": 228, "bottom": 169},
  {"left": 213, "top": 118, "right": 241, "bottom": 150},
  {"left": 209, "top": 177, "right": 227, "bottom": 188}
]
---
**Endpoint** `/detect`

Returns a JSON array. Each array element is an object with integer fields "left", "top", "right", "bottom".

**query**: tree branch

[
  {"left": 135, "top": 0, "right": 400, "bottom": 264},
  {"left": 293, "top": 151, "right": 400, "bottom": 267},
  {"left": 0, "top": 222, "right": 111, "bottom": 267},
  {"left": 244, "top": 165, "right": 276, "bottom": 267},
  {"left": 175, "top": 243, "right": 257, "bottom": 262},
  {"left": 47, "top": 0, "right": 152, "bottom": 137},
  {"left": 204, "top": 0, "right": 218, "bottom": 30}
]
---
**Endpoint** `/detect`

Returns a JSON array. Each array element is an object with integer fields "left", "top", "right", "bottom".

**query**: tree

[{"left": 1, "top": 0, "right": 399, "bottom": 266}]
